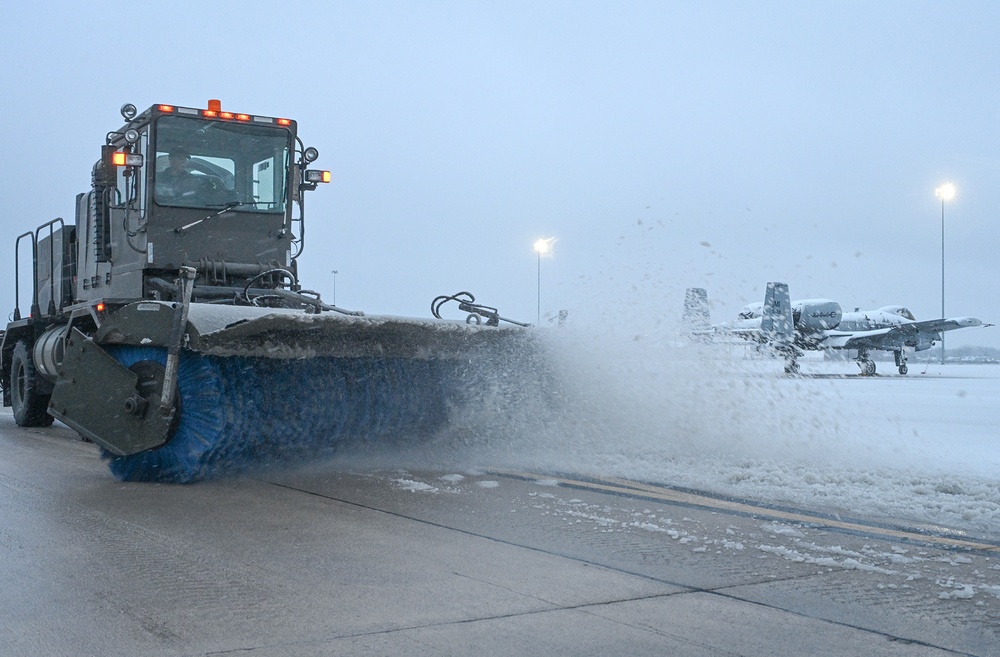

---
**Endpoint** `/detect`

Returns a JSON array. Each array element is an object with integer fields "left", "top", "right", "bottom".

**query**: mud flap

[{"left": 48, "top": 328, "right": 175, "bottom": 456}]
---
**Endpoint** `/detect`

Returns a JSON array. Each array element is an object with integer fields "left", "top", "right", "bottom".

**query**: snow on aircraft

[{"left": 684, "top": 282, "right": 990, "bottom": 375}]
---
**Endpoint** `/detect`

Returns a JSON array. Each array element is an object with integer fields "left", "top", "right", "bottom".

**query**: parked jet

[{"left": 684, "top": 283, "right": 989, "bottom": 375}]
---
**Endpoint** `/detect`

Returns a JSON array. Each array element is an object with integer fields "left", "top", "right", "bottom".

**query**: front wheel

[{"left": 11, "top": 340, "right": 54, "bottom": 427}]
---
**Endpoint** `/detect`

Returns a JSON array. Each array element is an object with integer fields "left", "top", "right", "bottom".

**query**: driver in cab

[{"left": 158, "top": 148, "right": 200, "bottom": 200}]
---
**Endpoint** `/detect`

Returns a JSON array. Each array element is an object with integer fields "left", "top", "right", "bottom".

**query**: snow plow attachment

[{"left": 46, "top": 300, "right": 536, "bottom": 483}]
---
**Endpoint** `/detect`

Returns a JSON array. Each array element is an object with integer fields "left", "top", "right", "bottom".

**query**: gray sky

[{"left": 3, "top": 1, "right": 998, "bottom": 348}]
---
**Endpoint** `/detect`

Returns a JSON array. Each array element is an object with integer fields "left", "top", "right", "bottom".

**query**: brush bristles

[{"left": 102, "top": 347, "right": 453, "bottom": 482}]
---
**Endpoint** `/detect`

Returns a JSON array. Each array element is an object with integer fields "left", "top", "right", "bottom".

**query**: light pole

[
  {"left": 935, "top": 183, "right": 955, "bottom": 365},
  {"left": 331, "top": 270, "right": 338, "bottom": 305},
  {"left": 533, "top": 238, "right": 554, "bottom": 325}
]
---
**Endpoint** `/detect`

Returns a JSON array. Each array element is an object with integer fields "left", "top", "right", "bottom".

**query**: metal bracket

[{"left": 48, "top": 328, "right": 174, "bottom": 455}]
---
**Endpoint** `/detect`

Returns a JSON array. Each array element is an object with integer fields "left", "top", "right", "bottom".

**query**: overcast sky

[{"left": 2, "top": 1, "right": 998, "bottom": 349}]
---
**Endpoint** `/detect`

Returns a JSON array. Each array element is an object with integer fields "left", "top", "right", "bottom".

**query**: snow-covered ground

[{"left": 365, "top": 328, "right": 1000, "bottom": 540}]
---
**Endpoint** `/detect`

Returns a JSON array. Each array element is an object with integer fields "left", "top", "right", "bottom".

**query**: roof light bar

[{"left": 155, "top": 103, "right": 294, "bottom": 127}]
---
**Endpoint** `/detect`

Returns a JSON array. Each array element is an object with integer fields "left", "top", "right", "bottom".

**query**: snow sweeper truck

[{"left": 1, "top": 100, "right": 533, "bottom": 482}]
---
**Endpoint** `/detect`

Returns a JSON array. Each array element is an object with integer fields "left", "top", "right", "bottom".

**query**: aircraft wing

[
  {"left": 692, "top": 324, "right": 767, "bottom": 344},
  {"left": 822, "top": 317, "right": 984, "bottom": 351}
]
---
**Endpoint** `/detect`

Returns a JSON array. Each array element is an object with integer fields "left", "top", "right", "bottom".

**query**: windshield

[{"left": 153, "top": 115, "right": 290, "bottom": 213}]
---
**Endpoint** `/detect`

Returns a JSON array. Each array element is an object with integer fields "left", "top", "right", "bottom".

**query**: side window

[{"left": 254, "top": 158, "right": 275, "bottom": 207}]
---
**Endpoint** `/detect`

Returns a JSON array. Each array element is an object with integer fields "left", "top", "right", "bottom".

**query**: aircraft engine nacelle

[
  {"left": 914, "top": 338, "right": 936, "bottom": 352},
  {"left": 792, "top": 299, "right": 842, "bottom": 333}
]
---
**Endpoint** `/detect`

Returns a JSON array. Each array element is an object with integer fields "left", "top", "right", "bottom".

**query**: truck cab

[{"left": 83, "top": 101, "right": 323, "bottom": 305}]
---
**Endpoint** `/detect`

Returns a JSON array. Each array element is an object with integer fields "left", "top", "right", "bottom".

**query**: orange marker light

[
  {"left": 96, "top": 302, "right": 106, "bottom": 312},
  {"left": 220, "top": 111, "right": 234, "bottom": 119},
  {"left": 109, "top": 151, "right": 144, "bottom": 168},
  {"left": 236, "top": 113, "right": 251, "bottom": 121},
  {"left": 202, "top": 109, "right": 218, "bottom": 118},
  {"left": 305, "top": 169, "right": 331, "bottom": 184},
  {"left": 277, "top": 118, "right": 292, "bottom": 126},
  {"left": 158, "top": 104, "right": 175, "bottom": 112}
]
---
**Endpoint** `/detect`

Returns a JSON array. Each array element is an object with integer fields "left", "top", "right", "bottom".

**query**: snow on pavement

[{"left": 375, "top": 470, "right": 1000, "bottom": 608}]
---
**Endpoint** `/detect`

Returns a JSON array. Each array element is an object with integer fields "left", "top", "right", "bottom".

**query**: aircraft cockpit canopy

[
  {"left": 738, "top": 303, "right": 762, "bottom": 320},
  {"left": 881, "top": 306, "right": 916, "bottom": 320}
]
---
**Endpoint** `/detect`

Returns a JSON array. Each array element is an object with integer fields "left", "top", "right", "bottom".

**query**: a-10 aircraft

[{"left": 684, "top": 282, "right": 990, "bottom": 375}]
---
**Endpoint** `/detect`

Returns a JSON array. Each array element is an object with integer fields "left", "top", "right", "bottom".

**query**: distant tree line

[{"left": 912, "top": 345, "right": 1000, "bottom": 364}]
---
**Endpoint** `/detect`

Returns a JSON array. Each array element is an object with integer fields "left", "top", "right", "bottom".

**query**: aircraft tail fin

[
  {"left": 683, "top": 287, "right": 711, "bottom": 331},
  {"left": 760, "top": 282, "right": 794, "bottom": 346}
]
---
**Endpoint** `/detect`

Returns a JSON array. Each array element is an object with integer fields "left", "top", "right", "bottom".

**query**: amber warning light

[
  {"left": 305, "top": 170, "right": 331, "bottom": 184},
  {"left": 111, "top": 151, "right": 144, "bottom": 167}
]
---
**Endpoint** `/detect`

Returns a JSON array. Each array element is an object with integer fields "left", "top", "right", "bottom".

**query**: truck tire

[{"left": 11, "top": 340, "right": 54, "bottom": 427}]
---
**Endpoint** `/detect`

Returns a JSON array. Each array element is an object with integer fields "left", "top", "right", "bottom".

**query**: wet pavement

[{"left": 2, "top": 410, "right": 998, "bottom": 656}]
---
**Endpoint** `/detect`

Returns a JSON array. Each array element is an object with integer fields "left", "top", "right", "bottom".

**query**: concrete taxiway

[{"left": 1, "top": 410, "right": 998, "bottom": 656}]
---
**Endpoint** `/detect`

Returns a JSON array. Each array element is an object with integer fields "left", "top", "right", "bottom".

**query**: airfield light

[
  {"left": 533, "top": 238, "right": 553, "bottom": 256},
  {"left": 936, "top": 182, "right": 956, "bottom": 202},
  {"left": 936, "top": 182, "right": 956, "bottom": 364},
  {"left": 533, "top": 237, "right": 556, "bottom": 325}
]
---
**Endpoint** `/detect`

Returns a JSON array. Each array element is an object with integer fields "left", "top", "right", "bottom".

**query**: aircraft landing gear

[
  {"left": 856, "top": 348, "right": 876, "bottom": 376},
  {"left": 894, "top": 349, "right": 908, "bottom": 375},
  {"left": 779, "top": 346, "right": 801, "bottom": 375}
]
